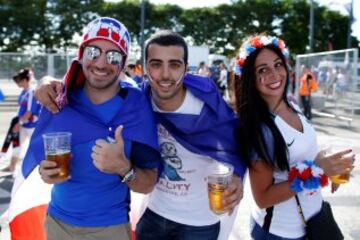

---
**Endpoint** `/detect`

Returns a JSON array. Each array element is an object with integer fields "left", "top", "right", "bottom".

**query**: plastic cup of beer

[
  {"left": 326, "top": 140, "right": 353, "bottom": 184},
  {"left": 42, "top": 132, "right": 72, "bottom": 179},
  {"left": 207, "top": 162, "right": 234, "bottom": 215}
]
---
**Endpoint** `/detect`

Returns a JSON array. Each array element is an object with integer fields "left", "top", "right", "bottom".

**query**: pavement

[{"left": 0, "top": 96, "right": 359, "bottom": 239}]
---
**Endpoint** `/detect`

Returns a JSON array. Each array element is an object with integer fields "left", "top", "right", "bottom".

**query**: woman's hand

[{"left": 315, "top": 149, "right": 355, "bottom": 176}]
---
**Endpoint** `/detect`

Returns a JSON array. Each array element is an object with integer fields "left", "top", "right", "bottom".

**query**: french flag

[{"left": 8, "top": 165, "right": 51, "bottom": 240}]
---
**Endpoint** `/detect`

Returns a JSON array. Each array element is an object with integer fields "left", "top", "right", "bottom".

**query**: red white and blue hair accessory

[
  {"left": 234, "top": 35, "right": 289, "bottom": 75},
  {"left": 288, "top": 160, "right": 329, "bottom": 195}
]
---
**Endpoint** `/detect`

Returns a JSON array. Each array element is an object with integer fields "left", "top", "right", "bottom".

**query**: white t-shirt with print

[
  {"left": 252, "top": 104, "right": 323, "bottom": 238},
  {"left": 148, "top": 90, "right": 220, "bottom": 226},
  {"left": 219, "top": 69, "right": 228, "bottom": 87}
]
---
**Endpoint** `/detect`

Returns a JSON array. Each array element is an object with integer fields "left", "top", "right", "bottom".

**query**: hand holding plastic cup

[
  {"left": 325, "top": 140, "right": 353, "bottom": 184},
  {"left": 207, "top": 162, "right": 234, "bottom": 215},
  {"left": 42, "top": 132, "right": 72, "bottom": 179}
]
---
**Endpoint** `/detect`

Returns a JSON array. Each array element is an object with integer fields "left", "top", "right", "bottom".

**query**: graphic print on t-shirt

[{"left": 160, "top": 142, "right": 185, "bottom": 181}]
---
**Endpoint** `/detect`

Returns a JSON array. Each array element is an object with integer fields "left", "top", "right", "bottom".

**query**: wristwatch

[{"left": 121, "top": 167, "right": 136, "bottom": 183}]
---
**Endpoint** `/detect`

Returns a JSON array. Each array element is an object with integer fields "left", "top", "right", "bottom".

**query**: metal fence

[
  {"left": 0, "top": 52, "right": 76, "bottom": 81},
  {"left": 295, "top": 48, "right": 359, "bottom": 123}
]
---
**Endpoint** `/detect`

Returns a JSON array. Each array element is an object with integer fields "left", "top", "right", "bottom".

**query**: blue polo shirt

[
  {"left": 18, "top": 89, "right": 41, "bottom": 128},
  {"left": 48, "top": 88, "right": 159, "bottom": 227}
]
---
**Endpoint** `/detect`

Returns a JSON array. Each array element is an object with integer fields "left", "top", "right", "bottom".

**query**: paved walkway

[{"left": 0, "top": 108, "right": 359, "bottom": 239}]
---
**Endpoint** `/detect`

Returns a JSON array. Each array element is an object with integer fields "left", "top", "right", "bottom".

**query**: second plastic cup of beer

[
  {"left": 326, "top": 140, "right": 353, "bottom": 184},
  {"left": 207, "top": 162, "right": 234, "bottom": 215},
  {"left": 42, "top": 132, "right": 72, "bottom": 179}
]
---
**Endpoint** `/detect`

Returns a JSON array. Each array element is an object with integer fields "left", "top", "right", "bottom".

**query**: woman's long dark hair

[{"left": 235, "top": 45, "right": 292, "bottom": 171}]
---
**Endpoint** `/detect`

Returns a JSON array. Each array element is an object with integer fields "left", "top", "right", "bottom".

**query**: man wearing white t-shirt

[
  {"left": 218, "top": 62, "right": 228, "bottom": 98},
  {"left": 136, "top": 30, "right": 246, "bottom": 240}
]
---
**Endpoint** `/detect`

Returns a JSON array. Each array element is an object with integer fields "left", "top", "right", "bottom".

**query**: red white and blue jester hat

[
  {"left": 78, "top": 17, "right": 131, "bottom": 62},
  {"left": 58, "top": 17, "right": 131, "bottom": 106}
]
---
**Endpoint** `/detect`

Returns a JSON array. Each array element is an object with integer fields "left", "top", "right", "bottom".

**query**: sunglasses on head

[{"left": 83, "top": 45, "right": 124, "bottom": 66}]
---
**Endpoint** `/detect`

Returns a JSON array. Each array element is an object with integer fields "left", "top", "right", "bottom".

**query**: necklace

[{"left": 271, "top": 99, "right": 283, "bottom": 114}]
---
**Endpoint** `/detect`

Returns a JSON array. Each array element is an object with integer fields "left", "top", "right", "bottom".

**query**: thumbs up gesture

[{"left": 91, "top": 125, "right": 131, "bottom": 176}]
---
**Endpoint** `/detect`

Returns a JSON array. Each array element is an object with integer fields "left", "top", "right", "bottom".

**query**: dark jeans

[
  {"left": 300, "top": 96, "right": 312, "bottom": 120},
  {"left": 136, "top": 208, "right": 220, "bottom": 240},
  {"left": 1, "top": 116, "right": 19, "bottom": 153},
  {"left": 250, "top": 217, "right": 306, "bottom": 240}
]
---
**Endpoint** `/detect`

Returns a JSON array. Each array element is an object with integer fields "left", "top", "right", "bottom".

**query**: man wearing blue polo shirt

[{"left": 28, "top": 17, "right": 160, "bottom": 240}]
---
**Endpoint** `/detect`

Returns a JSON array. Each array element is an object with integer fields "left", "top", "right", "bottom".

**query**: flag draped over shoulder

[
  {"left": 9, "top": 82, "right": 158, "bottom": 240},
  {"left": 147, "top": 74, "right": 246, "bottom": 178}
]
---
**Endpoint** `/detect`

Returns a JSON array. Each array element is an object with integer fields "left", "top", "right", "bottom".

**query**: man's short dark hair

[{"left": 145, "top": 30, "right": 188, "bottom": 64}]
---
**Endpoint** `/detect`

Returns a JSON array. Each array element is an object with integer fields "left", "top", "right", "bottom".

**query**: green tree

[
  {"left": 280, "top": 0, "right": 310, "bottom": 54},
  {"left": 0, "top": 0, "right": 103, "bottom": 52},
  {"left": 101, "top": 0, "right": 183, "bottom": 44},
  {"left": 214, "top": 0, "right": 284, "bottom": 55},
  {"left": 100, "top": 0, "right": 142, "bottom": 42},
  {"left": 0, "top": 0, "right": 357, "bottom": 55},
  {"left": 49, "top": 0, "right": 104, "bottom": 51},
  {"left": 315, "top": 6, "right": 352, "bottom": 51},
  {"left": 148, "top": 4, "right": 183, "bottom": 33},
  {"left": 0, "top": 0, "right": 51, "bottom": 52},
  {"left": 180, "top": 7, "right": 222, "bottom": 52}
]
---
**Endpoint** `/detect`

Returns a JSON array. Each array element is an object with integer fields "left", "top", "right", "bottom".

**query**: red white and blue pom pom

[{"left": 288, "top": 160, "right": 329, "bottom": 195}]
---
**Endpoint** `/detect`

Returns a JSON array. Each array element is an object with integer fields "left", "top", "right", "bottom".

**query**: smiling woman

[{"left": 233, "top": 34, "right": 352, "bottom": 240}]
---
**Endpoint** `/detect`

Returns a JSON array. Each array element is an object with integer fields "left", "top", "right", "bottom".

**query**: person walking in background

[
  {"left": 0, "top": 116, "right": 20, "bottom": 172},
  {"left": 197, "top": 61, "right": 211, "bottom": 77},
  {"left": 0, "top": 87, "right": 4, "bottom": 102},
  {"left": 1, "top": 69, "right": 41, "bottom": 172},
  {"left": 234, "top": 34, "right": 355, "bottom": 240},
  {"left": 218, "top": 62, "right": 228, "bottom": 98},
  {"left": 285, "top": 66, "right": 298, "bottom": 105},
  {"left": 299, "top": 72, "right": 317, "bottom": 120},
  {"left": 134, "top": 59, "right": 143, "bottom": 76},
  {"left": 126, "top": 63, "right": 142, "bottom": 85},
  {"left": 335, "top": 68, "right": 347, "bottom": 97}
]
